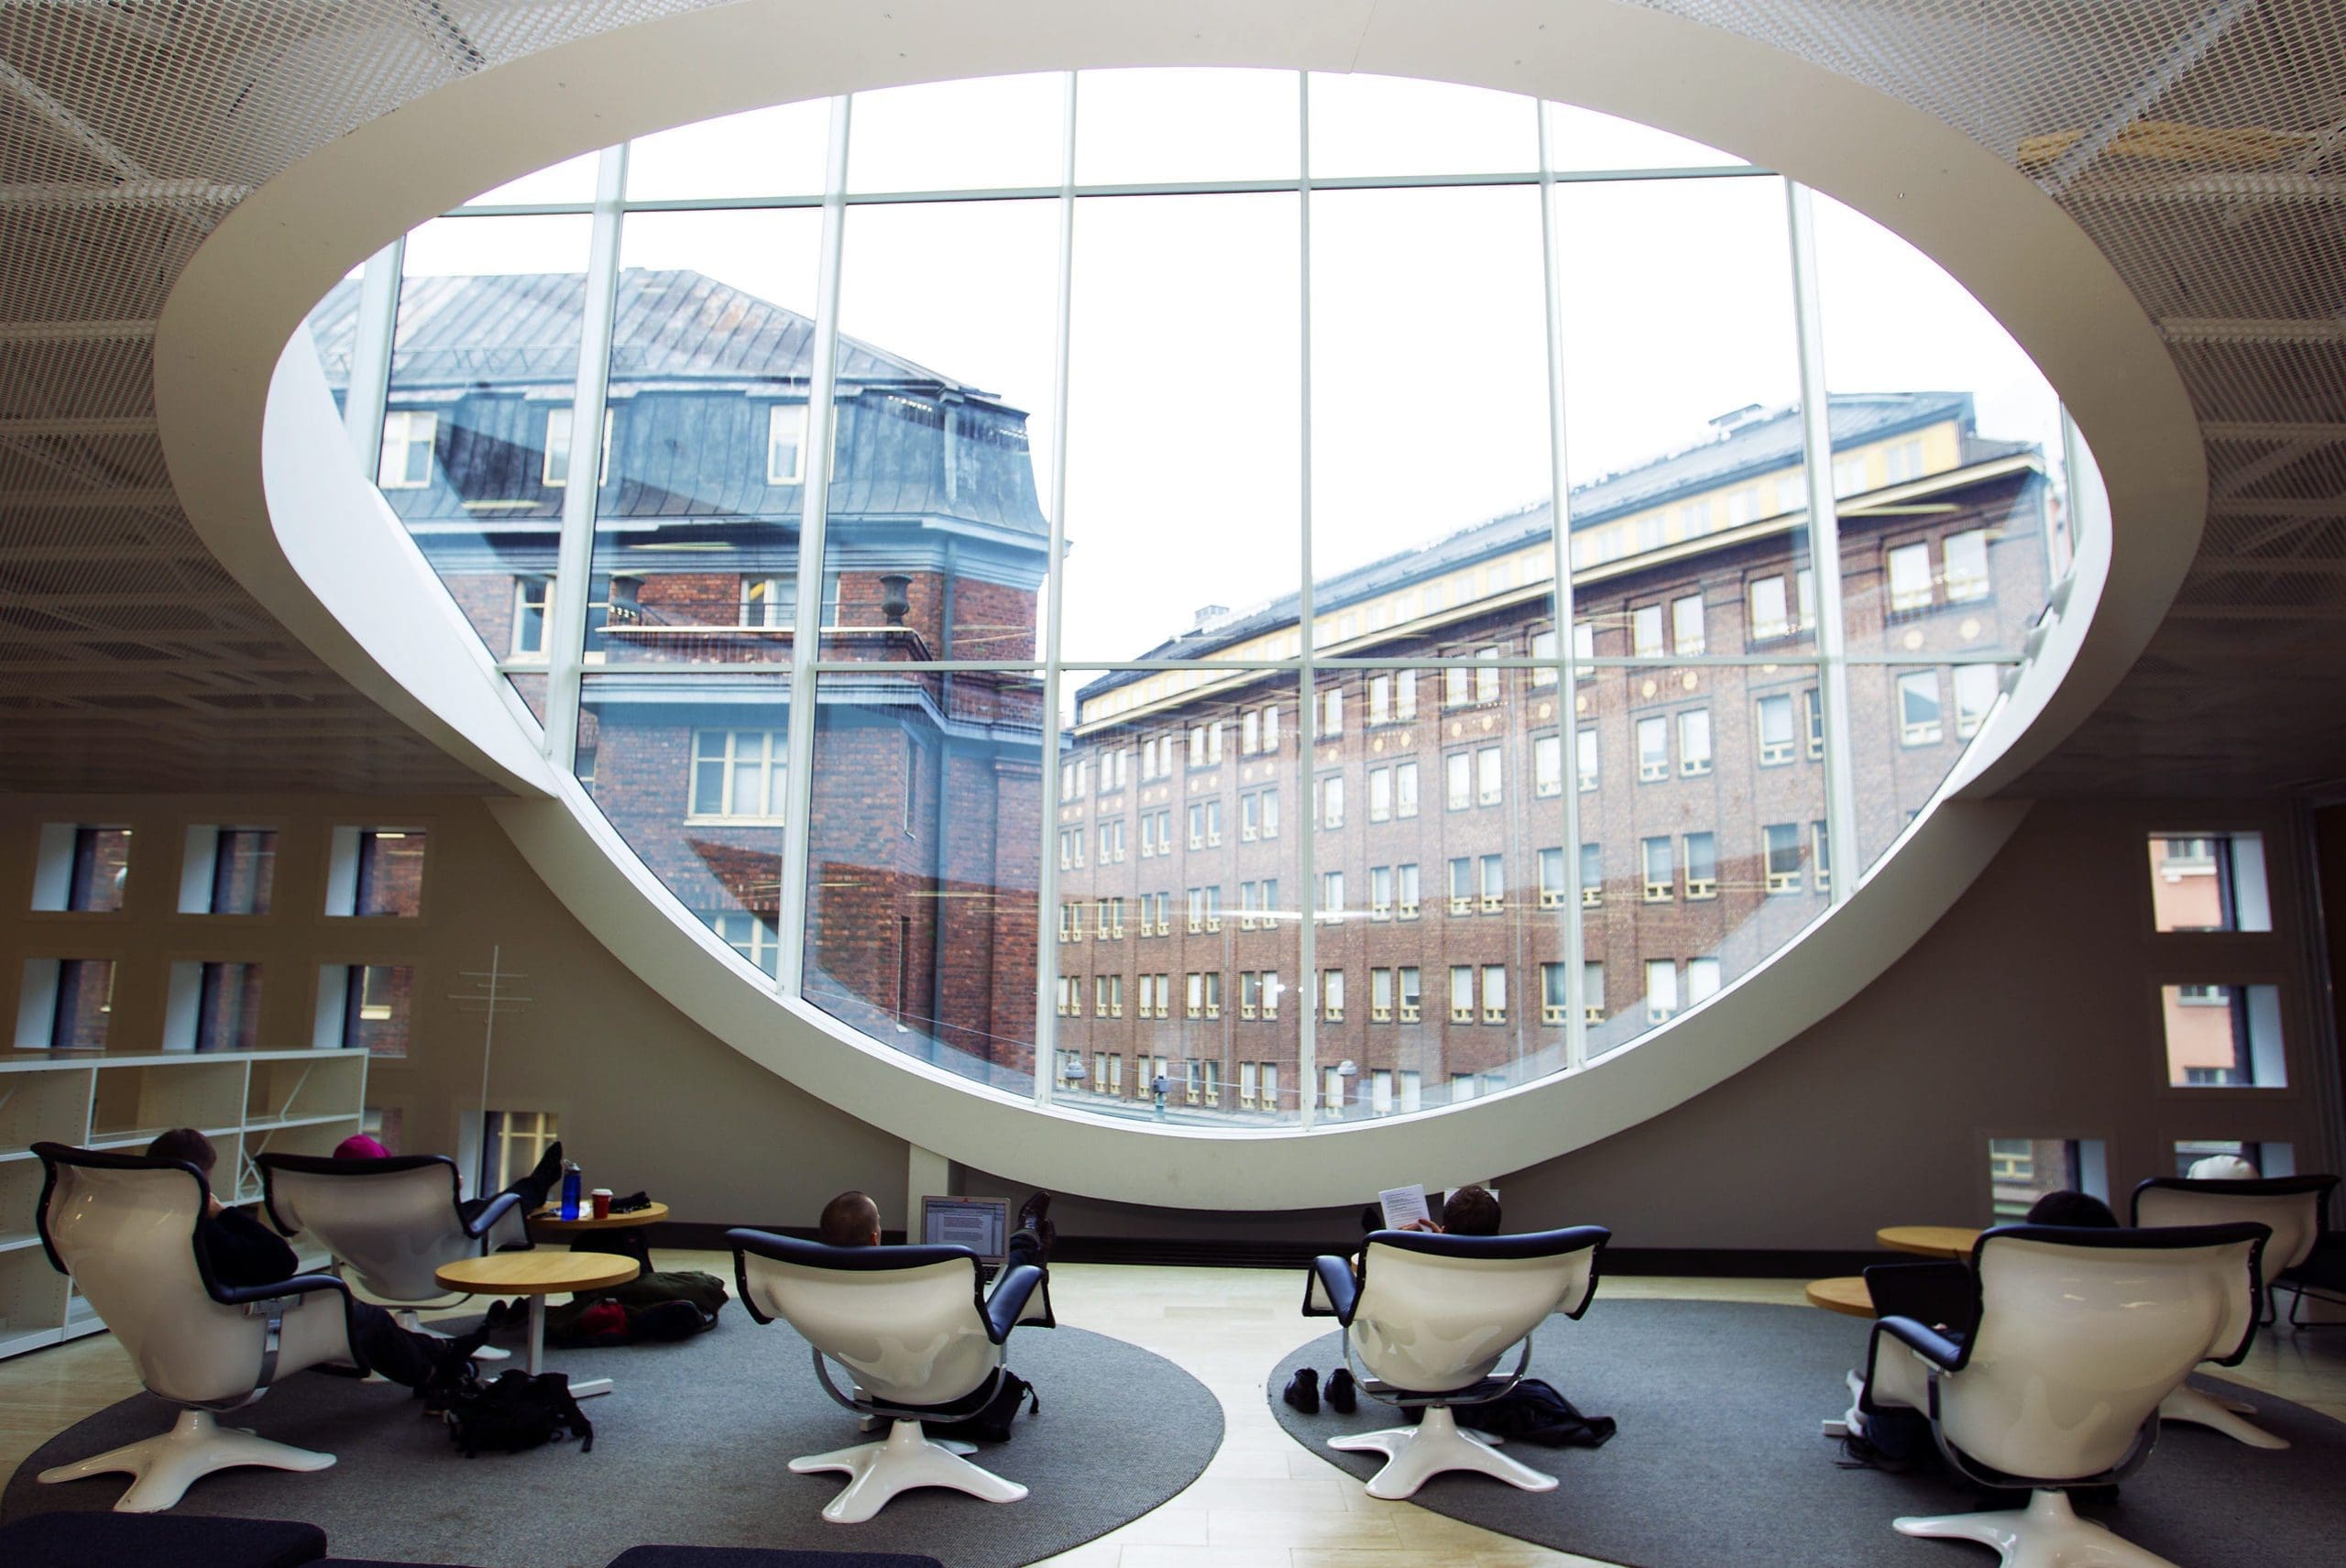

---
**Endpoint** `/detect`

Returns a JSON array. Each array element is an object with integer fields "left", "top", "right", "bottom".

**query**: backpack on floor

[
  {"left": 543, "top": 1268, "right": 728, "bottom": 1346},
  {"left": 923, "top": 1370, "right": 1039, "bottom": 1443},
  {"left": 441, "top": 1369, "right": 596, "bottom": 1456},
  {"left": 1411, "top": 1377, "right": 1616, "bottom": 1448}
]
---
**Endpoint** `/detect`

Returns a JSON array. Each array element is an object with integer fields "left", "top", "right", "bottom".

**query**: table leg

[{"left": 526, "top": 1294, "right": 613, "bottom": 1399}]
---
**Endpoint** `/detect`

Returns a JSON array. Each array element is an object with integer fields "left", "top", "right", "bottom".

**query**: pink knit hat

[{"left": 334, "top": 1134, "right": 390, "bottom": 1160}]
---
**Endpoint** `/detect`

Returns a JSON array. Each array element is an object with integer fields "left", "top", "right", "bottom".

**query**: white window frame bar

[
  {"left": 1033, "top": 72, "right": 1079, "bottom": 1108},
  {"left": 542, "top": 144, "right": 629, "bottom": 774},
  {"left": 339, "top": 237, "right": 402, "bottom": 474},
  {"left": 777, "top": 98, "right": 854, "bottom": 995},
  {"left": 1293, "top": 71, "right": 1319, "bottom": 1129},
  {"left": 1785, "top": 181, "right": 1860, "bottom": 909}
]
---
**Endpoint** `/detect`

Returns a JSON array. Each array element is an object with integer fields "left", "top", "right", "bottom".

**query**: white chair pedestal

[
  {"left": 37, "top": 1407, "right": 334, "bottom": 1514},
  {"left": 1896, "top": 1487, "right": 2181, "bottom": 1568},
  {"left": 1329, "top": 1405, "right": 1559, "bottom": 1501},
  {"left": 789, "top": 1417, "right": 1027, "bottom": 1524},
  {"left": 2159, "top": 1383, "right": 2286, "bottom": 1449}
]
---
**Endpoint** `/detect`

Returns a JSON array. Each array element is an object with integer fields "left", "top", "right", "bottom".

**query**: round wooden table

[
  {"left": 528, "top": 1201, "right": 668, "bottom": 1269},
  {"left": 1804, "top": 1276, "right": 1876, "bottom": 1318},
  {"left": 1877, "top": 1224, "right": 1982, "bottom": 1259},
  {"left": 435, "top": 1250, "right": 641, "bottom": 1399}
]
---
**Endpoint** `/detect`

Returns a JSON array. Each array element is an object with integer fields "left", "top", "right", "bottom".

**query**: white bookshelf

[{"left": 0, "top": 1047, "right": 367, "bottom": 1360}]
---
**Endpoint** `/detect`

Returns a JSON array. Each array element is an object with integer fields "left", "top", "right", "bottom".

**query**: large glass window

[{"left": 339, "top": 73, "right": 2063, "bottom": 1128}]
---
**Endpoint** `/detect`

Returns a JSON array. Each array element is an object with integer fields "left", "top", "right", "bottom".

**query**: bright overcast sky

[{"left": 394, "top": 70, "right": 2066, "bottom": 671}]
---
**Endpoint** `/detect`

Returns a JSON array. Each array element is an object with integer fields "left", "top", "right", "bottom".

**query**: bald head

[{"left": 818, "top": 1190, "right": 882, "bottom": 1248}]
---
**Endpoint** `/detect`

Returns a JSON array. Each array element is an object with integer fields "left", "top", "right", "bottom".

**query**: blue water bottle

[{"left": 560, "top": 1160, "right": 582, "bottom": 1221}]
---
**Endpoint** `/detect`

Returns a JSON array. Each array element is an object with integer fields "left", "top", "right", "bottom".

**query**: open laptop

[{"left": 921, "top": 1195, "right": 1010, "bottom": 1282}]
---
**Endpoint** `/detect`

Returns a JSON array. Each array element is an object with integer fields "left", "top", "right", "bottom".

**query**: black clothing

[
  {"left": 456, "top": 1154, "right": 561, "bottom": 1228},
  {"left": 192, "top": 1204, "right": 437, "bottom": 1388}
]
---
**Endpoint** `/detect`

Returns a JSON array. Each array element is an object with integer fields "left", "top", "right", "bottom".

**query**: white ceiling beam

[
  {"left": 2070, "top": 170, "right": 2346, "bottom": 203},
  {"left": 0, "top": 487, "right": 178, "bottom": 508},
  {"left": 2162, "top": 317, "right": 2346, "bottom": 345},
  {"left": 2042, "top": 0, "right": 2262, "bottom": 195},
  {"left": 2208, "top": 499, "right": 2346, "bottom": 518},
  {"left": 0, "top": 320, "right": 155, "bottom": 344},
  {"left": 2203, "top": 420, "right": 2346, "bottom": 442},
  {"left": 0, "top": 415, "right": 156, "bottom": 437},
  {"left": 0, "top": 178, "right": 249, "bottom": 210},
  {"left": 0, "top": 52, "right": 143, "bottom": 181}
]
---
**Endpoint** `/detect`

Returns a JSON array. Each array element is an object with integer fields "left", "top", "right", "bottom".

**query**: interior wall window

[
  {"left": 2162, "top": 982, "right": 2286, "bottom": 1088},
  {"left": 2147, "top": 832, "right": 2271, "bottom": 933},
  {"left": 207, "top": 829, "right": 277, "bottom": 916},
  {"left": 344, "top": 962, "right": 415, "bottom": 1052},
  {"left": 33, "top": 825, "right": 133, "bottom": 914},
  {"left": 483, "top": 1111, "right": 560, "bottom": 1197},
  {"left": 690, "top": 729, "right": 788, "bottom": 821},
  {"left": 352, "top": 829, "right": 425, "bottom": 917},
  {"left": 378, "top": 410, "right": 437, "bottom": 489}
]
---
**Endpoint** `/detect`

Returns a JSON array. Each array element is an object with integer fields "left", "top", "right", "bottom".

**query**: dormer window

[{"left": 768, "top": 403, "right": 806, "bottom": 484}]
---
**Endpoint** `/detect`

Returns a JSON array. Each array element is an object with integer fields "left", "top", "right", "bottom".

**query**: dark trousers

[
  {"left": 456, "top": 1168, "right": 557, "bottom": 1229},
  {"left": 348, "top": 1302, "right": 435, "bottom": 1387}
]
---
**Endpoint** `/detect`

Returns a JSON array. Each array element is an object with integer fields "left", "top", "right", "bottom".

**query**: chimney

[{"left": 1193, "top": 604, "right": 1229, "bottom": 630}]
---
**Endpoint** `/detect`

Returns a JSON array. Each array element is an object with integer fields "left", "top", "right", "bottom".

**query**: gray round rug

[
  {"left": 1268, "top": 1298, "right": 2346, "bottom": 1567},
  {"left": 7, "top": 1316, "right": 1219, "bottom": 1568}
]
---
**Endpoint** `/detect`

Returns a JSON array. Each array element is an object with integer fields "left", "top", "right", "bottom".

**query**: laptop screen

[{"left": 921, "top": 1196, "right": 1009, "bottom": 1262}]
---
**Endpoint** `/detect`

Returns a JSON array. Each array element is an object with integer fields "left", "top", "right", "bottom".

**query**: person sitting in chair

[
  {"left": 147, "top": 1128, "right": 488, "bottom": 1398},
  {"left": 332, "top": 1129, "right": 564, "bottom": 1228},
  {"left": 817, "top": 1188, "right": 1055, "bottom": 1275}
]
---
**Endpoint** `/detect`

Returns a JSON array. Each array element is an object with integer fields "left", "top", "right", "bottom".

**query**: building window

[
  {"left": 1684, "top": 831, "right": 1717, "bottom": 899},
  {"left": 2148, "top": 832, "right": 2271, "bottom": 934},
  {"left": 1637, "top": 716, "right": 1669, "bottom": 782},
  {"left": 1241, "top": 703, "right": 1281, "bottom": 754},
  {"left": 483, "top": 1112, "right": 560, "bottom": 1199},
  {"left": 543, "top": 405, "right": 613, "bottom": 488},
  {"left": 1887, "top": 541, "right": 1934, "bottom": 612},
  {"left": 1641, "top": 837, "right": 1673, "bottom": 902},
  {"left": 511, "top": 577, "right": 550, "bottom": 657},
  {"left": 377, "top": 410, "right": 436, "bottom": 488},
  {"left": 1396, "top": 863, "right": 1420, "bottom": 920},
  {"left": 1757, "top": 693, "right": 1794, "bottom": 765},
  {"left": 1573, "top": 620, "right": 1595, "bottom": 680},
  {"left": 1747, "top": 575, "right": 1789, "bottom": 641},
  {"left": 767, "top": 403, "right": 806, "bottom": 484},
  {"left": 1577, "top": 728, "right": 1599, "bottom": 791},
  {"left": 1645, "top": 959, "right": 1679, "bottom": 1023},
  {"left": 691, "top": 729, "right": 787, "bottom": 821},
  {"left": 1678, "top": 708, "right": 1712, "bottom": 775},
  {"left": 33, "top": 825, "right": 133, "bottom": 913},
  {"left": 1886, "top": 437, "right": 1926, "bottom": 483},
  {"left": 1447, "top": 857, "right": 1473, "bottom": 916},
  {"left": 1476, "top": 745, "right": 1503, "bottom": 806},
  {"left": 1531, "top": 628, "right": 1559, "bottom": 685},
  {"left": 1581, "top": 842, "right": 1603, "bottom": 907},
  {"left": 1319, "top": 774, "right": 1344, "bottom": 830},
  {"left": 1370, "top": 864, "right": 1393, "bottom": 919},
  {"left": 1803, "top": 685, "right": 1825, "bottom": 759},
  {"left": 1394, "top": 761, "right": 1419, "bottom": 818},
  {"left": 1474, "top": 648, "right": 1501, "bottom": 704},
  {"left": 1398, "top": 966, "right": 1422, "bottom": 1024},
  {"left": 1583, "top": 960, "right": 1606, "bottom": 1023},
  {"left": 201, "top": 828, "right": 277, "bottom": 916},
  {"left": 1368, "top": 766, "right": 1392, "bottom": 822},
  {"left": 1321, "top": 870, "right": 1344, "bottom": 920},
  {"left": 2162, "top": 982, "right": 2286, "bottom": 1088},
  {"left": 1943, "top": 529, "right": 1990, "bottom": 602},
  {"left": 1538, "top": 846, "right": 1564, "bottom": 909},
  {"left": 1764, "top": 822, "right": 1803, "bottom": 894},
  {"left": 1896, "top": 670, "right": 1943, "bottom": 745},
  {"left": 1372, "top": 966, "right": 1396, "bottom": 1022},
  {"left": 1188, "top": 720, "right": 1225, "bottom": 768},
  {"left": 1059, "top": 901, "right": 1084, "bottom": 943},
  {"left": 1687, "top": 957, "right": 1721, "bottom": 1004},
  {"left": 1481, "top": 965, "right": 1507, "bottom": 1024},
  {"left": 1321, "top": 969, "right": 1344, "bottom": 1023},
  {"left": 1631, "top": 603, "right": 1665, "bottom": 657},
  {"left": 1672, "top": 593, "right": 1705, "bottom": 655},
  {"left": 346, "top": 828, "right": 426, "bottom": 917},
  {"left": 1812, "top": 820, "right": 1832, "bottom": 894},
  {"left": 711, "top": 913, "right": 782, "bottom": 978},
  {"left": 1319, "top": 686, "right": 1343, "bottom": 738},
  {"left": 1445, "top": 752, "right": 1472, "bottom": 811},
  {"left": 1954, "top": 663, "right": 2000, "bottom": 740},
  {"left": 1095, "top": 974, "right": 1124, "bottom": 1017},
  {"left": 1369, "top": 674, "right": 1393, "bottom": 726},
  {"left": 1540, "top": 962, "right": 1568, "bottom": 1025},
  {"left": 1450, "top": 965, "right": 1475, "bottom": 1023},
  {"left": 1480, "top": 855, "right": 1506, "bottom": 914}
]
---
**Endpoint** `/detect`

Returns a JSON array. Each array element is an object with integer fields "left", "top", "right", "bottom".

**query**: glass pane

[
  {"left": 802, "top": 669, "right": 1040, "bottom": 1093},
  {"left": 345, "top": 964, "right": 413, "bottom": 1057},
  {"left": 1587, "top": 663, "right": 1830, "bottom": 1056},
  {"left": 1555, "top": 176, "right": 1811, "bottom": 669},
  {"left": 1309, "top": 74, "right": 1538, "bottom": 178},
  {"left": 2175, "top": 1140, "right": 2296, "bottom": 1179},
  {"left": 50, "top": 959, "right": 115, "bottom": 1049},
  {"left": 627, "top": 102, "right": 828, "bottom": 201},
  {"left": 823, "top": 198, "right": 1059, "bottom": 662},
  {"left": 1845, "top": 661, "right": 2018, "bottom": 871},
  {"left": 1309, "top": 185, "right": 1551, "bottom": 639},
  {"left": 1061, "top": 192, "right": 1300, "bottom": 663},
  {"left": 1988, "top": 1136, "right": 2109, "bottom": 1220},
  {"left": 1075, "top": 69, "right": 1299, "bottom": 185},
  {"left": 195, "top": 963, "right": 262, "bottom": 1052},
  {"left": 67, "top": 826, "right": 132, "bottom": 912},
  {"left": 1814, "top": 192, "right": 2060, "bottom": 660},
  {"left": 582, "top": 209, "right": 825, "bottom": 670},
  {"left": 1543, "top": 104, "right": 1746, "bottom": 171},
  {"left": 461, "top": 153, "right": 599, "bottom": 207},
  {"left": 848, "top": 73, "right": 1066, "bottom": 192},
  {"left": 2148, "top": 831, "right": 2271, "bottom": 933},
  {"left": 1058, "top": 674, "right": 1302, "bottom": 1121},
  {"left": 210, "top": 829, "right": 277, "bottom": 916},
  {"left": 345, "top": 213, "right": 595, "bottom": 721},
  {"left": 576, "top": 670, "right": 791, "bottom": 980},
  {"left": 2162, "top": 983, "right": 2286, "bottom": 1089}
]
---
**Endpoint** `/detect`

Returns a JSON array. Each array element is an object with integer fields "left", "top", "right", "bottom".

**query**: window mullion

[
  {"left": 1294, "top": 71, "right": 1319, "bottom": 1129},
  {"left": 1032, "top": 72, "right": 1079, "bottom": 1107},
  {"left": 1785, "top": 181, "right": 1860, "bottom": 907},
  {"left": 542, "top": 145, "right": 627, "bottom": 774},
  {"left": 778, "top": 98, "right": 853, "bottom": 996},
  {"left": 1536, "top": 101, "right": 1590, "bottom": 1071},
  {"left": 340, "top": 237, "right": 401, "bottom": 476}
]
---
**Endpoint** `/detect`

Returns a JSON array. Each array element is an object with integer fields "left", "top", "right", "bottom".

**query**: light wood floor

[{"left": 4, "top": 1253, "right": 2341, "bottom": 1568}]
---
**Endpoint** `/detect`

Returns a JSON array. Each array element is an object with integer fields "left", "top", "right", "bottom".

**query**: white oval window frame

[{"left": 156, "top": 0, "right": 2202, "bottom": 1210}]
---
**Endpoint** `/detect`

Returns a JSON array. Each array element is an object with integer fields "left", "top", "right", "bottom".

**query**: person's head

[
  {"left": 2024, "top": 1190, "right": 2118, "bottom": 1229},
  {"left": 334, "top": 1134, "right": 389, "bottom": 1161},
  {"left": 146, "top": 1127, "right": 216, "bottom": 1175},
  {"left": 1442, "top": 1185, "right": 1502, "bottom": 1237},
  {"left": 818, "top": 1190, "right": 882, "bottom": 1248},
  {"left": 2188, "top": 1154, "right": 2259, "bottom": 1181}
]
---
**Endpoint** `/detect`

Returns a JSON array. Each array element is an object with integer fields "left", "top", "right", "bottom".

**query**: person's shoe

[
  {"left": 527, "top": 1140, "right": 565, "bottom": 1190},
  {"left": 1282, "top": 1367, "right": 1321, "bottom": 1415},
  {"left": 418, "top": 1326, "right": 490, "bottom": 1413},
  {"left": 1016, "top": 1190, "right": 1058, "bottom": 1258},
  {"left": 1325, "top": 1366, "right": 1357, "bottom": 1414}
]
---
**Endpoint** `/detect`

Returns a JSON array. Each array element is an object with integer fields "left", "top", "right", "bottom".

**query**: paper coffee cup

[{"left": 590, "top": 1187, "right": 613, "bottom": 1219}]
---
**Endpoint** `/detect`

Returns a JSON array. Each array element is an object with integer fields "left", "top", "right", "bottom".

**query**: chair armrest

[
  {"left": 982, "top": 1263, "right": 1043, "bottom": 1343},
  {"left": 463, "top": 1190, "right": 523, "bottom": 1241},
  {"left": 207, "top": 1272, "right": 350, "bottom": 1310},
  {"left": 1305, "top": 1255, "right": 1358, "bottom": 1322},
  {"left": 1872, "top": 1313, "right": 1967, "bottom": 1373}
]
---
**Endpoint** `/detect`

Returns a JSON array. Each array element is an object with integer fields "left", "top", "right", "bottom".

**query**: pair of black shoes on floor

[{"left": 1281, "top": 1366, "right": 1355, "bottom": 1415}]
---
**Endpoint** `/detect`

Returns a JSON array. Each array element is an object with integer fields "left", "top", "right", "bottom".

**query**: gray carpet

[
  {"left": 5, "top": 1315, "right": 1220, "bottom": 1568},
  {"left": 1268, "top": 1298, "right": 2346, "bottom": 1567}
]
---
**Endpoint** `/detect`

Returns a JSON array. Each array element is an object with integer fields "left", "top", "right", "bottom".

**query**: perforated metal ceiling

[{"left": 0, "top": 1, "right": 2341, "bottom": 795}]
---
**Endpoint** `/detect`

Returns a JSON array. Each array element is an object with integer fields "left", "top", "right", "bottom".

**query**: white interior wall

[{"left": 3, "top": 792, "right": 2329, "bottom": 1250}]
